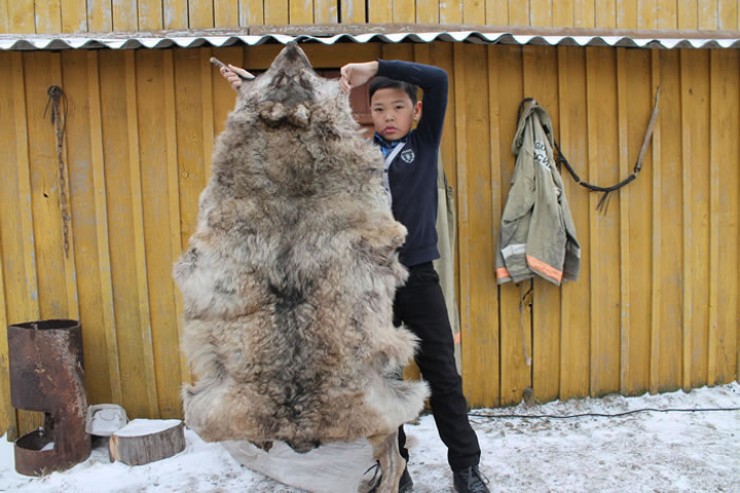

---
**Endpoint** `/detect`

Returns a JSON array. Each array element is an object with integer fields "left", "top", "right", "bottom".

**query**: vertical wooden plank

[
  {"left": 484, "top": 44, "right": 503, "bottom": 408},
  {"left": 381, "top": 42, "right": 414, "bottom": 61},
  {"left": 138, "top": 0, "right": 164, "bottom": 30},
  {"left": 87, "top": 0, "right": 113, "bottom": 31},
  {"left": 557, "top": 46, "right": 591, "bottom": 400},
  {"left": 679, "top": 48, "right": 692, "bottom": 391},
  {"left": 164, "top": 0, "right": 189, "bottom": 29},
  {"left": 648, "top": 50, "right": 662, "bottom": 394},
  {"left": 656, "top": 49, "right": 683, "bottom": 392},
  {"left": 523, "top": 45, "right": 561, "bottom": 403},
  {"left": 174, "top": 48, "right": 207, "bottom": 255},
  {"left": 239, "top": 0, "right": 264, "bottom": 25},
  {"left": 189, "top": 0, "right": 215, "bottom": 27},
  {"left": 215, "top": 0, "right": 239, "bottom": 27},
  {"left": 552, "top": 0, "right": 574, "bottom": 27},
  {"left": 367, "top": 0, "right": 392, "bottom": 22},
  {"left": 595, "top": 0, "right": 616, "bottom": 27},
  {"left": 586, "top": 47, "right": 621, "bottom": 397},
  {"left": 617, "top": 48, "right": 631, "bottom": 395},
  {"left": 453, "top": 43, "right": 472, "bottom": 399},
  {"left": 624, "top": 48, "right": 653, "bottom": 395},
  {"left": 637, "top": 0, "right": 657, "bottom": 29},
  {"left": 453, "top": 44, "right": 498, "bottom": 408},
  {"left": 124, "top": 51, "right": 159, "bottom": 417},
  {"left": 289, "top": 0, "right": 314, "bottom": 24},
  {"left": 34, "top": 0, "right": 62, "bottom": 33},
  {"left": 707, "top": 48, "right": 719, "bottom": 386},
  {"left": 574, "top": 0, "right": 595, "bottom": 27},
  {"left": 616, "top": 0, "right": 638, "bottom": 28},
  {"left": 657, "top": 0, "right": 677, "bottom": 29},
  {"left": 135, "top": 49, "right": 187, "bottom": 416},
  {"left": 86, "top": 51, "right": 123, "bottom": 404},
  {"left": 677, "top": 0, "right": 698, "bottom": 29},
  {"left": 8, "top": 0, "right": 36, "bottom": 33},
  {"left": 680, "top": 49, "right": 711, "bottom": 390},
  {"left": 509, "top": 0, "right": 530, "bottom": 26},
  {"left": 439, "top": 0, "right": 463, "bottom": 23},
  {"left": 163, "top": 49, "right": 191, "bottom": 387},
  {"left": 718, "top": 0, "right": 737, "bottom": 30},
  {"left": 392, "top": 0, "right": 415, "bottom": 23},
  {"left": 264, "top": 0, "right": 288, "bottom": 24},
  {"left": 492, "top": 45, "right": 530, "bottom": 406},
  {"left": 314, "top": 0, "right": 338, "bottom": 23},
  {"left": 486, "top": 0, "right": 509, "bottom": 25},
  {"left": 698, "top": 0, "right": 718, "bottom": 29},
  {"left": 112, "top": 0, "right": 138, "bottom": 31},
  {"left": 463, "top": 0, "right": 486, "bottom": 24},
  {"left": 341, "top": 0, "right": 366, "bottom": 23},
  {"left": 61, "top": 0, "right": 88, "bottom": 32},
  {"left": 530, "top": 0, "right": 553, "bottom": 26},
  {"left": 0, "top": 1, "right": 8, "bottom": 32},
  {"left": 416, "top": 0, "right": 439, "bottom": 23},
  {"left": 710, "top": 49, "right": 739, "bottom": 385}
]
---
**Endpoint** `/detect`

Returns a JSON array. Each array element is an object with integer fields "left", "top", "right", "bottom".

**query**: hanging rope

[
  {"left": 549, "top": 87, "right": 660, "bottom": 213},
  {"left": 44, "top": 85, "right": 70, "bottom": 258}
]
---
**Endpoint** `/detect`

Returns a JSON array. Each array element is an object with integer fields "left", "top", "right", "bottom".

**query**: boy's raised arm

[{"left": 339, "top": 61, "right": 379, "bottom": 93}]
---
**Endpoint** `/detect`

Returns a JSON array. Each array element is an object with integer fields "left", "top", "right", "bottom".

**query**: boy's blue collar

[
  {"left": 373, "top": 133, "right": 408, "bottom": 158},
  {"left": 373, "top": 132, "right": 408, "bottom": 147}
]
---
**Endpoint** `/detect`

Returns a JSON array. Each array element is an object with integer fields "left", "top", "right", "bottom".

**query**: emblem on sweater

[
  {"left": 400, "top": 149, "right": 416, "bottom": 164},
  {"left": 534, "top": 141, "right": 550, "bottom": 169}
]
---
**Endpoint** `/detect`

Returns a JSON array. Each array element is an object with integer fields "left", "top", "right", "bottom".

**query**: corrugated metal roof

[{"left": 1, "top": 29, "right": 737, "bottom": 51}]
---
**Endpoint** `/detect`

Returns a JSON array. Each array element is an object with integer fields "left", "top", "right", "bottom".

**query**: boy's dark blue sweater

[{"left": 374, "top": 59, "right": 449, "bottom": 267}]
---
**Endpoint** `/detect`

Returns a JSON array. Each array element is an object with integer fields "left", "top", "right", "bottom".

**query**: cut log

[{"left": 108, "top": 419, "right": 185, "bottom": 466}]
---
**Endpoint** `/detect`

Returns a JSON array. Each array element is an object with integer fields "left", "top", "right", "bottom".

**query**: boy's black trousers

[{"left": 393, "top": 261, "right": 481, "bottom": 472}]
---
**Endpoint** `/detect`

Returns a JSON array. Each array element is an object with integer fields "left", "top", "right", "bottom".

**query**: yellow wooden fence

[
  {"left": 0, "top": 0, "right": 737, "bottom": 31},
  {"left": 0, "top": 1, "right": 737, "bottom": 438}
]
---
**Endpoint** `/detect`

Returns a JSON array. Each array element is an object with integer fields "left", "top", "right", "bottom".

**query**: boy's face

[{"left": 370, "top": 87, "right": 422, "bottom": 142}]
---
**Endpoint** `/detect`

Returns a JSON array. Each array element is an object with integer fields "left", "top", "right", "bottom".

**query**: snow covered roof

[{"left": 1, "top": 26, "right": 737, "bottom": 51}]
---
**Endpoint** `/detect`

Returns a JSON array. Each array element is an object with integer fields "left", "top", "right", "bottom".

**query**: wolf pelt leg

[{"left": 361, "top": 431, "right": 403, "bottom": 493}]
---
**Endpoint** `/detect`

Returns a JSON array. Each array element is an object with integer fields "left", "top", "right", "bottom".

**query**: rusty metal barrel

[{"left": 8, "top": 319, "right": 91, "bottom": 475}]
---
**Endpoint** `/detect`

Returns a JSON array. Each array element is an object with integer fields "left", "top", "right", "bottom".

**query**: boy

[
  {"left": 340, "top": 60, "right": 488, "bottom": 493},
  {"left": 220, "top": 58, "right": 488, "bottom": 493}
]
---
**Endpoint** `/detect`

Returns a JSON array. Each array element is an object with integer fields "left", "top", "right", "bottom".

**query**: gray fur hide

[{"left": 174, "top": 43, "right": 428, "bottom": 454}]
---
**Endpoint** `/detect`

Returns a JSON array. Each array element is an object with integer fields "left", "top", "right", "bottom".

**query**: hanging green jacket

[{"left": 496, "top": 99, "right": 580, "bottom": 286}]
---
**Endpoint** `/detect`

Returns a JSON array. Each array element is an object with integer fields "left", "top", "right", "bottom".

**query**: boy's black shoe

[
  {"left": 399, "top": 466, "right": 413, "bottom": 492},
  {"left": 366, "top": 462, "right": 413, "bottom": 492},
  {"left": 453, "top": 465, "right": 490, "bottom": 493}
]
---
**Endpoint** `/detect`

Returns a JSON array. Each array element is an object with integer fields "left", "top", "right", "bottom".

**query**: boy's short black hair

[{"left": 369, "top": 76, "right": 418, "bottom": 105}]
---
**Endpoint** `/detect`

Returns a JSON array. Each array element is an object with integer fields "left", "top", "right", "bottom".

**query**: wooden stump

[{"left": 108, "top": 419, "right": 185, "bottom": 466}]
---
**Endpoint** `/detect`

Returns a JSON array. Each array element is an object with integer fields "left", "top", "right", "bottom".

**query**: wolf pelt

[{"left": 174, "top": 43, "right": 429, "bottom": 467}]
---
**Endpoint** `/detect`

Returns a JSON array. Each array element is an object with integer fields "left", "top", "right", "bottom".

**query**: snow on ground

[{"left": 1, "top": 383, "right": 737, "bottom": 492}]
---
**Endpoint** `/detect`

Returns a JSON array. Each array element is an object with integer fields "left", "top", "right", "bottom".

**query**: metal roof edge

[{"left": 0, "top": 26, "right": 737, "bottom": 51}]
